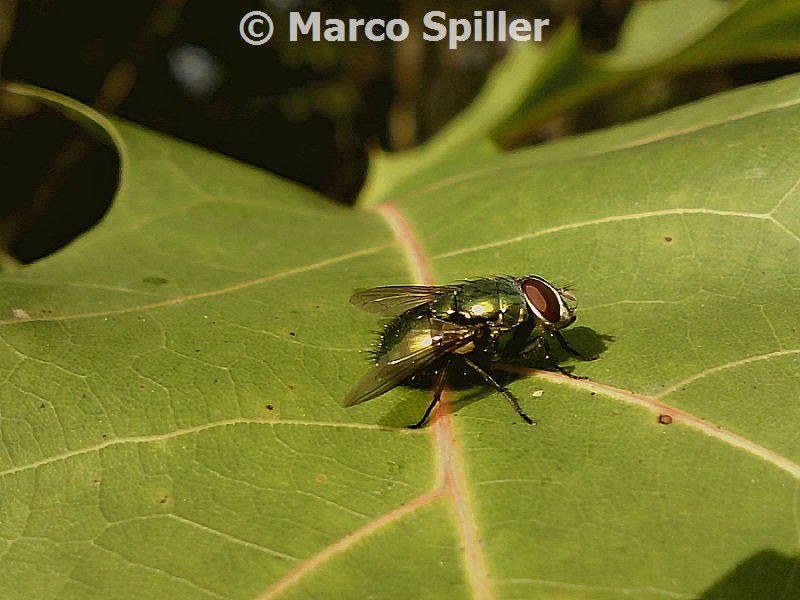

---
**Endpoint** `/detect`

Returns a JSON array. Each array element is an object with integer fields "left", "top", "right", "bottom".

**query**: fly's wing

[
  {"left": 343, "top": 318, "right": 480, "bottom": 407},
  {"left": 350, "top": 285, "right": 458, "bottom": 317}
]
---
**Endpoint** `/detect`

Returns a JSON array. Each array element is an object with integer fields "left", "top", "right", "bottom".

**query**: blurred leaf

[
  {"left": 1, "top": 71, "right": 799, "bottom": 600},
  {"left": 362, "top": 0, "right": 800, "bottom": 204}
]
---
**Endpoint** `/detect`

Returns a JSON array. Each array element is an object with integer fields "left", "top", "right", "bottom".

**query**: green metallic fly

[{"left": 343, "top": 275, "right": 596, "bottom": 428}]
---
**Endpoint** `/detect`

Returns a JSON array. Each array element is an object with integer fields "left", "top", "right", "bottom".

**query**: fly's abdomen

[{"left": 373, "top": 305, "right": 430, "bottom": 360}]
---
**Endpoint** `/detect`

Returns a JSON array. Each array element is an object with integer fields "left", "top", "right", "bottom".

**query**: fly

[{"left": 343, "top": 275, "right": 596, "bottom": 428}]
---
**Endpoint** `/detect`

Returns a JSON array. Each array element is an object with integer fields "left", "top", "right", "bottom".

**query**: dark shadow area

[
  {"left": 0, "top": 92, "right": 119, "bottom": 263},
  {"left": 4, "top": 0, "right": 799, "bottom": 210},
  {"left": 698, "top": 549, "right": 799, "bottom": 600},
  {"left": 555, "top": 326, "right": 615, "bottom": 362}
]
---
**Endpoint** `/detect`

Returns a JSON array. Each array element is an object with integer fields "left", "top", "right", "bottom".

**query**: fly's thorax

[{"left": 429, "top": 277, "right": 528, "bottom": 329}]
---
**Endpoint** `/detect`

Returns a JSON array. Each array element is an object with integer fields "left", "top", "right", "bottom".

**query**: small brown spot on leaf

[
  {"left": 663, "top": 236, "right": 673, "bottom": 243},
  {"left": 658, "top": 414, "right": 673, "bottom": 425},
  {"left": 315, "top": 474, "right": 328, "bottom": 484}
]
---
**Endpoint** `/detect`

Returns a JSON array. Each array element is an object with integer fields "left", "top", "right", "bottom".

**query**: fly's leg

[
  {"left": 463, "top": 357, "right": 536, "bottom": 425},
  {"left": 524, "top": 336, "right": 587, "bottom": 380},
  {"left": 554, "top": 330, "right": 598, "bottom": 361},
  {"left": 408, "top": 362, "right": 449, "bottom": 429}
]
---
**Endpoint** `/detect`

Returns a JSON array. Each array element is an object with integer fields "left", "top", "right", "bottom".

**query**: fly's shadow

[{"left": 376, "top": 326, "right": 613, "bottom": 428}]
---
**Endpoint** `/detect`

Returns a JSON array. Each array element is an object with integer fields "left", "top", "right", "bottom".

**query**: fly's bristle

[
  {"left": 366, "top": 342, "right": 383, "bottom": 362},
  {"left": 372, "top": 315, "right": 405, "bottom": 360},
  {"left": 367, "top": 323, "right": 393, "bottom": 362}
]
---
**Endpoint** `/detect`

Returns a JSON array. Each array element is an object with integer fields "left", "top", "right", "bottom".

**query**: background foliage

[{"left": 1, "top": 1, "right": 799, "bottom": 598}]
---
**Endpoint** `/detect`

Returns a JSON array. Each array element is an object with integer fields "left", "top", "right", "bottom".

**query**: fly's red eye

[{"left": 523, "top": 278, "right": 560, "bottom": 323}]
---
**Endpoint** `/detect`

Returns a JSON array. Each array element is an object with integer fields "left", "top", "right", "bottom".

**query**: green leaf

[
  {"left": 362, "top": 0, "right": 800, "bottom": 204},
  {"left": 1, "top": 69, "right": 799, "bottom": 600}
]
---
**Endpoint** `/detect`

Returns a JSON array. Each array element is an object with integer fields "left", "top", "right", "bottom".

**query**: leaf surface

[{"left": 0, "top": 73, "right": 799, "bottom": 600}]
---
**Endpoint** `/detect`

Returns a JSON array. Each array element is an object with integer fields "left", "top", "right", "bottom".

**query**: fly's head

[{"left": 520, "top": 276, "right": 577, "bottom": 331}]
